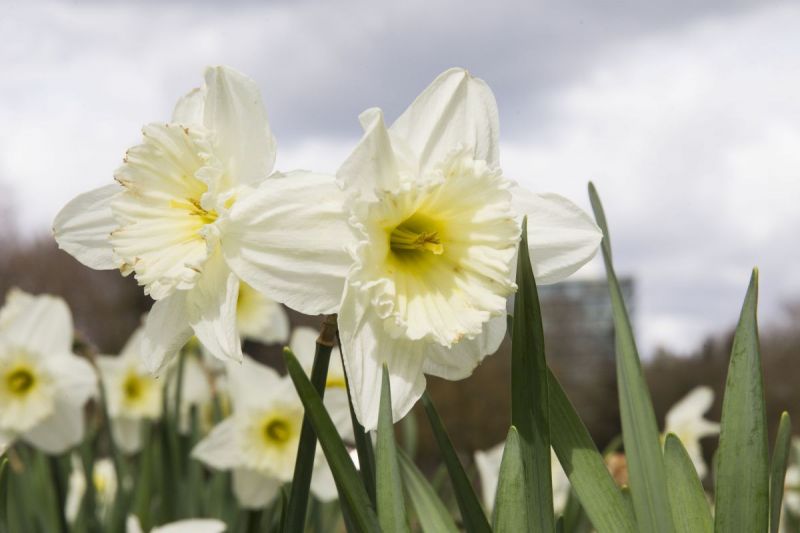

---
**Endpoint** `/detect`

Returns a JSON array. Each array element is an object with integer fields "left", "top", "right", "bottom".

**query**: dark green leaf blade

[
  {"left": 398, "top": 449, "right": 459, "bottom": 533},
  {"left": 714, "top": 269, "right": 769, "bottom": 533},
  {"left": 376, "top": 365, "right": 410, "bottom": 533},
  {"left": 664, "top": 434, "right": 714, "bottom": 533},
  {"left": 511, "top": 217, "right": 554, "bottom": 532},
  {"left": 770, "top": 412, "right": 792, "bottom": 533},
  {"left": 588, "top": 182, "right": 674, "bottom": 533},
  {"left": 548, "top": 368, "right": 637, "bottom": 533},
  {"left": 421, "top": 393, "right": 491, "bottom": 533},
  {"left": 283, "top": 348, "right": 381, "bottom": 533},
  {"left": 492, "top": 426, "right": 527, "bottom": 532}
]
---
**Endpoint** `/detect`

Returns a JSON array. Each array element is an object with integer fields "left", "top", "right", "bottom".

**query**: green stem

[
  {"left": 47, "top": 455, "right": 69, "bottom": 533},
  {"left": 283, "top": 315, "right": 337, "bottom": 533}
]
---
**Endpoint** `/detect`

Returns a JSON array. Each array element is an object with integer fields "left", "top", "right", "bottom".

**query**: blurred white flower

[
  {"left": 53, "top": 65, "right": 348, "bottom": 372},
  {"left": 319, "top": 68, "right": 600, "bottom": 429},
  {"left": 0, "top": 289, "right": 97, "bottom": 453},
  {"left": 237, "top": 282, "right": 289, "bottom": 346},
  {"left": 168, "top": 351, "right": 214, "bottom": 435},
  {"left": 192, "top": 356, "right": 340, "bottom": 507},
  {"left": 126, "top": 515, "right": 226, "bottom": 533},
  {"left": 663, "top": 385, "right": 720, "bottom": 479},
  {"left": 97, "top": 328, "right": 163, "bottom": 454},
  {"left": 65, "top": 455, "right": 117, "bottom": 523},
  {"left": 475, "top": 441, "right": 570, "bottom": 514}
]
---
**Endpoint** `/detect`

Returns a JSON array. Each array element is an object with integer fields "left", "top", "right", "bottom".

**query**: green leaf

[
  {"left": 770, "top": 412, "right": 792, "bottom": 533},
  {"left": 714, "top": 269, "right": 769, "bottom": 533},
  {"left": 284, "top": 325, "right": 335, "bottom": 533},
  {"left": 376, "top": 365, "right": 410, "bottom": 533},
  {"left": 492, "top": 427, "right": 527, "bottom": 532},
  {"left": 420, "top": 393, "right": 491, "bottom": 533},
  {"left": 588, "top": 182, "right": 674, "bottom": 533},
  {"left": 548, "top": 368, "right": 637, "bottom": 533},
  {"left": 663, "top": 434, "right": 713, "bottom": 533},
  {"left": 511, "top": 217, "right": 554, "bottom": 532},
  {"left": 283, "top": 348, "right": 381, "bottom": 533},
  {"left": 0, "top": 457, "right": 8, "bottom": 532},
  {"left": 398, "top": 449, "right": 458, "bottom": 533}
]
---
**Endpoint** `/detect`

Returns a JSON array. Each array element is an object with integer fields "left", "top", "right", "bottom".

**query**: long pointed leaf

[
  {"left": 283, "top": 348, "right": 381, "bottom": 533},
  {"left": 714, "top": 270, "right": 769, "bottom": 533},
  {"left": 377, "top": 365, "right": 409, "bottom": 533},
  {"left": 492, "top": 427, "right": 526, "bottom": 532},
  {"left": 589, "top": 183, "right": 674, "bottom": 533},
  {"left": 398, "top": 449, "right": 458, "bottom": 533},
  {"left": 664, "top": 434, "right": 713, "bottom": 533},
  {"left": 511, "top": 217, "right": 554, "bottom": 532},
  {"left": 421, "top": 393, "right": 491, "bottom": 533},
  {"left": 548, "top": 368, "right": 637, "bottom": 533},
  {"left": 285, "top": 317, "right": 336, "bottom": 533},
  {"left": 770, "top": 412, "right": 792, "bottom": 533}
]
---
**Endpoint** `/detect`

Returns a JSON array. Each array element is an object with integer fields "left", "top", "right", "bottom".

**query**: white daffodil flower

[
  {"left": 244, "top": 68, "right": 599, "bottom": 430},
  {"left": 192, "top": 356, "right": 339, "bottom": 507},
  {"left": 289, "top": 326, "right": 353, "bottom": 441},
  {"left": 126, "top": 515, "right": 226, "bottom": 533},
  {"left": 0, "top": 289, "right": 97, "bottom": 454},
  {"left": 237, "top": 282, "right": 290, "bottom": 345},
  {"left": 475, "top": 441, "right": 570, "bottom": 515},
  {"left": 97, "top": 328, "right": 163, "bottom": 454},
  {"left": 662, "top": 385, "right": 720, "bottom": 479},
  {"left": 65, "top": 455, "right": 117, "bottom": 523},
  {"left": 53, "top": 65, "right": 349, "bottom": 372}
]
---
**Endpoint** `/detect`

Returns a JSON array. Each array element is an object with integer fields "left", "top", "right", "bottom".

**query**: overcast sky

[{"left": 2, "top": 0, "right": 799, "bottom": 356}]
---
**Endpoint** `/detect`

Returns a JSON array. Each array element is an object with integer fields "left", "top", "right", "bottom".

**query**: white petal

[
  {"left": 186, "top": 252, "right": 243, "bottom": 364},
  {"left": 289, "top": 326, "right": 319, "bottom": 370},
  {"left": 337, "top": 108, "right": 401, "bottom": 200},
  {"left": 22, "top": 397, "right": 87, "bottom": 453},
  {"left": 232, "top": 468, "right": 280, "bottom": 509},
  {"left": 53, "top": 184, "right": 121, "bottom": 271},
  {"left": 126, "top": 516, "right": 145, "bottom": 533},
  {"left": 236, "top": 283, "right": 290, "bottom": 345},
  {"left": 152, "top": 520, "right": 226, "bottom": 533},
  {"left": 423, "top": 315, "right": 507, "bottom": 380},
  {"left": 474, "top": 441, "right": 505, "bottom": 511},
  {"left": 338, "top": 283, "right": 426, "bottom": 431},
  {"left": 172, "top": 87, "right": 205, "bottom": 125},
  {"left": 191, "top": 417, "right": 239, "bottom": 470},
  {"left": 0, "top": 288, "right": 34, "bottom": 329},
  {"left": 225, "top": 355, "right": 282, "bottom": 410},
  {"left": 0, "top": 292, "right": 73, "bottom": 355},
  {"left": 49, "top": 354, "right": 98, "bottom": 407},
  {"left": 203, "top": 65, "right": 276, "bottom": 184},
  {"left": 112, "top": 418, "right": 144, "bottom": 455},
  {"left": 511, "top": 187, "right": 602, "bottom": 284},
  {"left": 141, "top": 292, "right": 193, "bottom": 373},
  {"left": 665, "top": 386, "right": 715, "bottom": 428},
  {"left": 390, "top": 68, "right": 500, "bottom": 171},
  {"left": 223, "top": 171, "right": 355, "bottom": 316},
  {"left": 310, "top": 457, "right": 339, "bottom": 502}
]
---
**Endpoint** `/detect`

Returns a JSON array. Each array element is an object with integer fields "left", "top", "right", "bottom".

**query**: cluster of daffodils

[{"left": 53, "top": 64, "right": 601, "bottom": 433}]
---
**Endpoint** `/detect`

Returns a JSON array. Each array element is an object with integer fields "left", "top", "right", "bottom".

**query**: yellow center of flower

[
  {"left": 169, "top": 198, "right": 218, "bottom": 225},
  {"left": 262, "top": 416, "right": 293, "bottom": 446},
  {"left": 325, "top": 376, "right": 347, "bottom": 389},
  {"left": 5, "top": 365, "right": 36, "bottom": 397},
  {"left": 389, "top": 214, "right": 444, "bottom": 257},
  {"left": 122, "top": 373, "right": 144, "bottom": 402}
]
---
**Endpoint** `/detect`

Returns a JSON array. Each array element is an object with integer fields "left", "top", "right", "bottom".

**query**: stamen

[
  {"left": 390, "top": 226, "right": 444, "bottom": 255},
  {"left": 6, "top": 368, "right": 35, "bottom": 395},
  {"left": 123, "top": 374, "right": 142, "bottom": 401},
  {"left": 264, "top": 418, "right": 291, "bottom": 444}
]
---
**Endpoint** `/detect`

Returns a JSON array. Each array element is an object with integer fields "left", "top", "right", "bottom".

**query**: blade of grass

[
  {"left": 492, "top": 427, "right": 526, "bottom": 532},
  {"left": 397, "top": 449, "right": 458, "bottom": 533},
  {"left": 588, "top": 182, "right": 674, "bottom": 533},
  {"left": 663, "top": 434, "right": 713, "bottom": 533},
  {"left": 769, "top": 412, "right": 792, "bottom": 533},
  {"left": 548, "top": 368, "right": 637, "bottom": 533},
  {"left": 285, "top": 315, "right": 337, "bottom": 533},
  {"left": 283, "top": 348, "right": 380, "bottom": 533},
  {"left": 511, "top": 217, "right": 554, "bottom": 532},
  {"left": 714, "top": 269, "right": 769, "bottom": 533},
  {"left": 376, "top": 365, "right": 409, "bottom": 533},
  {"left": 421, "top": 392, "right": 490, "bottom": 533}
]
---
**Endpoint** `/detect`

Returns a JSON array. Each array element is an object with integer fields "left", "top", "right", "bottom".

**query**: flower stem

[{"left": 283, "top": 314, "right": 337, "bottom": 533}]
